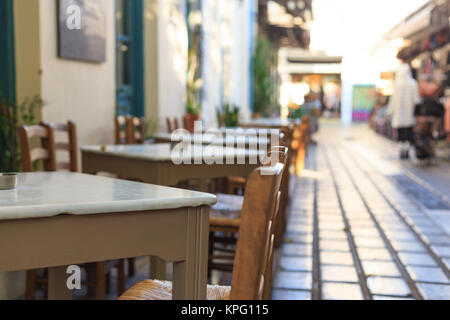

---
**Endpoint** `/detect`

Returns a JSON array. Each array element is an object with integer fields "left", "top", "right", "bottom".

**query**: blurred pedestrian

[{"left": 388, "top": 62, "right": 420, "bottom": 159}]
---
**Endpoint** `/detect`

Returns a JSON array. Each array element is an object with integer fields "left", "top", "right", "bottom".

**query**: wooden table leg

[
  {"left": 48, "top": 266, "right": 72, "bottom": 300},
  {"left": 172, "top": 207, "right": 209, "bottom": 300},
  {"left": 150, "top": 256, "right": 167, "bottom": 280},
  {"left": 96, "top": 261, "right": 106, "bottom": 300}
]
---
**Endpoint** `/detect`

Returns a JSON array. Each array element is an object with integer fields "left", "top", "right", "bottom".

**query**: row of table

[{"left": 0, "top": 119, "right": 299, "bottom": 300}]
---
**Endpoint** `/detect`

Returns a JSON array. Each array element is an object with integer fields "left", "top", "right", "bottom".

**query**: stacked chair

[
  {"left": 19, "top": 121, "right": 125, "bottom": 300},
  {"left": 119, "top": 151, "right": 285, "bottom": 300}
]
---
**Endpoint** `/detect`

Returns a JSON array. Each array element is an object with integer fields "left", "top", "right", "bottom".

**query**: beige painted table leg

[
  {"left": 48, "top": 266, "right": 72, "bottom": 300},
  {"left": 150, "top": 256, "right": 167, "bottom": 280},
  {"left": 172, "top": 207, "right": 209, "bottom": 300}
]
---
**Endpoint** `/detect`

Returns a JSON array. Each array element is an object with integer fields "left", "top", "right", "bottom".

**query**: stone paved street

[{"left": 272, "top": 123, "right": 450, "bottom": 300}]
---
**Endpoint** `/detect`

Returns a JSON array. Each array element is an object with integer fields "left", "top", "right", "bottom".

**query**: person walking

[{"left": 388, "top": 62, "right": 420, "bottom": 159}]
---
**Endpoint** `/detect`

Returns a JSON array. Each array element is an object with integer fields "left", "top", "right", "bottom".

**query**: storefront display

[{"left": 352, "top": 85, "right": 377, "bottom": 122}]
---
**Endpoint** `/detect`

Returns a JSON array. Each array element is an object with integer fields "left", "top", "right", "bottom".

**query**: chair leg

[
  {"left": 208, "top": 232, "right": 215, "bottom": 280},
  {"left": 227, "top": 182, "right": 235, "bottom": 195},
  {"left": 117, "top": 259, "right": 125, "bottom": 295},
  {"left": 105, "top": 271, "right": 111, "bottom": 294},
  {"left": 95, "top": 261, "right": 106, "bottom": 300},
  {"left": 25, "top": 270, "right": 37, "bottom": 300},
  {"left": 127, "top": 258, "right": 135, "bottom": 277}
]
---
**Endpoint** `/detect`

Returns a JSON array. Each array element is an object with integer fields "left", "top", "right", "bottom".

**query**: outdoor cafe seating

[{"left": 2, "top": 114, "right": 309, "bottom": 300}]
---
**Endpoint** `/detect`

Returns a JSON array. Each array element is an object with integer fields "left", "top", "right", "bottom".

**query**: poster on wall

[
  {"left": 58, "top": 0, "right": 106, "bottom": 63},
  {"left": 352, "top": 85, "right": 377, "bottom": 121}
]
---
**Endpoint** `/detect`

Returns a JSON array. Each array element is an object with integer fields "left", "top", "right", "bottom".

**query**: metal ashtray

[{"left": 0, "top": 173, "right": 18, "bottom": 190}]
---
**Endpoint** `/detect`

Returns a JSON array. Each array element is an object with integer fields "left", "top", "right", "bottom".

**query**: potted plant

[
  {"left": 0, "top": 92, "right": 44, "bottom": 172},
  {"left": 185, "top": 99, "right": 200, "bottom": 133},
  {"left": 218, "top": 103, "right": 240, "bottom": 128}
]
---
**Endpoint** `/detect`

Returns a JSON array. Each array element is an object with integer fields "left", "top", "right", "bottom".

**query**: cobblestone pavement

[{"left": 272, "top": 124, "right": 450, "bottom": 300}]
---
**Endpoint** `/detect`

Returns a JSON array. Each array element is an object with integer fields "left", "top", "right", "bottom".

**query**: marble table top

[
  {"left": 239, "top": 118, "right": 301, "bottom": 128},
  {"left": 0, "top": 172, "right": 217, "bottom": 221},
  {"left": 81, "top": 143, "right": 265, "bottom": 162},
  {"left": 153, "top": 132, "right": 271, "bottom": 146}
]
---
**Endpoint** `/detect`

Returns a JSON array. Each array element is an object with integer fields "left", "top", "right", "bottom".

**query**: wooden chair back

[
  {"left": 126, "top": 116, "right": 146, "bottom": 144},
  {"left": 42, "top": 121, "right": 78, "bottom": 172},
  {"left": 115, "top": 116, "right": 128, "bottom": 145},
  {"left": 182, "top": 115, "right": 191, "bottom": 133},
  {"left": 166, "top": 117, "right": 180, "bottom": 133},
  {"left": 229, "top": 159, "right": 284, "bottom": 300},
  {"left": 263, "top": 147, "right": 288, "bottom": 298},
  {"left": 19, "top": 125, "right": 56, "bottom": 173}
]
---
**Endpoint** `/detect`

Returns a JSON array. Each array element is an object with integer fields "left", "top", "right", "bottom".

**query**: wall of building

[
  {"left": 144, "top": 0, "right": 160, "bottom": 133},
  {"left": 14, "top": 0, "right": 41, "bottom": 119},
  {"left": 201, "top": 0, "right": 254, "bottom": 128},
  {"left": 157, "top": 0, "right": 188, "bottom": 132},
  {"left": 40, "top": 0, "right": 116, "bottom": 147},
  {"left": 201, "top": 0, "right": 222, "bottom": 128}
]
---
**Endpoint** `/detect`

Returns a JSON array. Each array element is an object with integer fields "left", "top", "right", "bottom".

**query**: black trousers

[{"left": 397, "top": 127, "right": 414, "bottom": 143}]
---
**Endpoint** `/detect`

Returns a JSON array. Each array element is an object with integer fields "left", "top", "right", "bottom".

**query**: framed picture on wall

[{"left": 57, "top": 0, "right": 106, "bottom": 63}]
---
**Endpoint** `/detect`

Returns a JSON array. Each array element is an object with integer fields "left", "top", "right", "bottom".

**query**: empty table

[
  {"left": 153, "top": 132, "right": 272, "bottom": 150},
  {"left": 0, "top": 172, "right": 216, "bottom": 299},
  {"left": 239, "top": 118, "right": 301, "bottom": 130},
  {"left": 81, "top": 144, "right": 265, "bottom": 189}
]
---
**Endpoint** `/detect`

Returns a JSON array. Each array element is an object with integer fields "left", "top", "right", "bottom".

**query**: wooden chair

[
  {"left": 118, "top": 161, "right": 284, "bottom": 300},
  {"left": 126, "top": 116, "right": 146, "bottom": 144},
  {"left": 41, "top": 121, "right": 78, "bottom": 172},
  {"left": 208, "top": 147, "right": 288, "bottom": 274},
  {"left": 115, "top": 115, "right": 128, "bottom": 145},
  {"left": 166, "top": 117, "right": 180, "bottom": 133},
  {"left": 226, "top": 132, "right": 287, "bottom": 195},
  {"left": 19, "top": 125, "right": 56, "bottom": 173},
  {"left": 19, "top": 121, "right": 125, "bottom": 300},
  {"left": 291, "top": 116, "right": 309, "bottom": 174}
]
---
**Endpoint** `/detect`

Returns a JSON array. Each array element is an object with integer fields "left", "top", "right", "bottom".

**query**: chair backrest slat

[
  {"left": 115, "top": 116, "right": 128, "bottom": 145},
  {"left": 30, "top": 148, "right": 49, "bottom": 162}
]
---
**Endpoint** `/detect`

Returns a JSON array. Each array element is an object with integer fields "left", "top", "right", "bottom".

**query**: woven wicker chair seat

[
  {"left": 210, "top": 193, "right": 244, "bottom": 228},
  {"left": 119, "top": 280, "right": 230, "bottom": 300}
]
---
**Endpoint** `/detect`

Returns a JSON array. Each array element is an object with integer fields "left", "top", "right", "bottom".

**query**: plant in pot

[
  {"left": 253, "top": 35, "right": 276, "bottom": 118},
  {"left": 185, "top": 99, "right": 200, "bottom": 133},
  {"left": 0, "top": 92, "right": 44, "bottom": 172},
  {"left": 218, "top": 103, "right": 240, "bottom": 128}
]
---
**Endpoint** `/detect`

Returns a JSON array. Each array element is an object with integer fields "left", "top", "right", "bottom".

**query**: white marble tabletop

[
  {"left": 239, "top": 118, "right": 301, "bottom": 128},
  {"left": 0, "top": 172, "right": 217, "bottom": 221},
  {"left": 81, "top": 143, "right": 265, "bottom": 162},
  {"left": 153, "top": 132, "right": 271, "bottom": 145}
]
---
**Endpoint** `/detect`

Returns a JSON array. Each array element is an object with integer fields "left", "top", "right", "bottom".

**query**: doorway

[
  {"left": 115, "top": 0, "right": 144, "bottom": 117},
  {"left": 0, "top": 0, "right": 16, "bottom": 103}
]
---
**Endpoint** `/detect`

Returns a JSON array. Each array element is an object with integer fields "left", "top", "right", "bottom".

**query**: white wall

[
  {"left": 201, "top": 0, "right": 254, "bottom": 128},
  {"left": 201, "top": 0, "right": 222, "bottom": 128},
  {"left": 229, "top": 0, "right": 252, "bottom": 122},
  {"left": 157, "top": 0, "right": 188, "bottom": 132},
  {"left": 40, "top": 0, "right": 116, "bottom": 150}
]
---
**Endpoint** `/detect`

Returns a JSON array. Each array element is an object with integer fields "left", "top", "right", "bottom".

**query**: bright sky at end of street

[{"left": 310, "top": 0, "right": 431, "bottom": 55}]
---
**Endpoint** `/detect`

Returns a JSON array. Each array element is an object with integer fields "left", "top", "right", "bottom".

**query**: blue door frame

[
  {"left": 0, "top": 0, "right": 16, "bottom": 103},
  {"left": 115, "top": 0, "right": 144, "bottom": 117}
]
